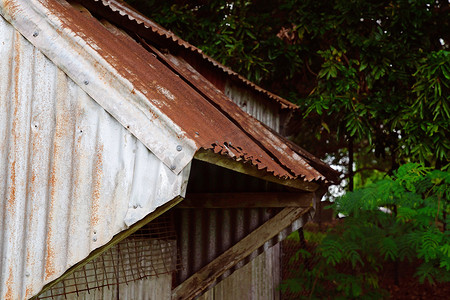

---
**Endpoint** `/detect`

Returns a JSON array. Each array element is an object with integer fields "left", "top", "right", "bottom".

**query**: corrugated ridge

[
  {"left": 224, "top": 80, "right": 280, "bottom": 132},
  {"left": 174, "top": 207, "right": 314, "bottom": 288}
]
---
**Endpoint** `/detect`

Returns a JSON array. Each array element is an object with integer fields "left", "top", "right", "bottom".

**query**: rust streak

[
  {"left": 5, "top": 267, "right": 14, "bottom": 300},
  {"left": 44, "top": 162, "right": 56, "bottom": 280},
  {"left": 7, "top": 32, "right": 22, "bottom": 217},
  {"left": 44, "top": 119, "right": 62, "bottom": 280},
  {"left": 91, "top": 144, "right": 103, "bottom": 227}
]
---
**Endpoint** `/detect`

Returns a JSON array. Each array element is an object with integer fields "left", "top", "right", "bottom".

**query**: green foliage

[
  {"left": 281, "top": 164, "right": 450, "bottom": 298},
  {"left": 126, "top": 0, "right": 449, "bottom": 182},
  {"left": 123, "top": 1, "right": 450, "bottom": 297}
]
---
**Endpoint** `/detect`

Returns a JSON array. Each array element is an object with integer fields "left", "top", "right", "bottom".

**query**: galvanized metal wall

[
  {"left": 174, "top": 207, "right": 278, "bottom": 284},
  {"left": 173, "top": 207, "right": 310, "bottom": 294},
  {"left": 0, "top": 16, "right": 189, "bottom": 300},
  {"left": 224, "top": 80, "right": 281, "bottom": 133}
]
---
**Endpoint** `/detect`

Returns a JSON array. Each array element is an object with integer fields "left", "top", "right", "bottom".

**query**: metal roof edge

[
  {"left": 0, "top": 0, "right": 196, "bottom": 174},
  {"left": 194, "top": 148, "right": 320, "bottom": 192}
]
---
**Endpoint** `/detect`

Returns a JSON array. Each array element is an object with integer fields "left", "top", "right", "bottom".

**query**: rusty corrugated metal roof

[
  {"left": 75, "top": 0, "right": 298, "bottom": 110},
  {"left": 2, "top": 0, "right": 327, "bottom": 185}
]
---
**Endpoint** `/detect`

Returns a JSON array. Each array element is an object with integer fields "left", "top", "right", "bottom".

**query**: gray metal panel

[
  {"left": 224, "top": 79, "right": 281, "bottom": 132},
  {"left": 174, "top": 206, "right": 314, "bottom": 292},
  {"left": 0, "top": 17, "right": 189, "bottom": 299}
]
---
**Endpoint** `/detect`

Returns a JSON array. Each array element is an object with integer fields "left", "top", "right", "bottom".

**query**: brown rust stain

[
  {"left": 7, "top": 32, "right": 22, "bottom": 217},
  {"left": 3, "top": 0, "right": 21, "bottom": 19},
  {"left": 27, "top": 128, "right": 41, "bottom": 230},
  {"left": 25, "top": 286, "right": 33, "bottom": 299},
  {"left": 7, "top": 160, "right": 16, "bottom": 215},
  {"left": 44, "top": 115, "right": 64, "bottom": 280},
  {"left": 5, "top": 266, "right": 14, "bottom": 300},
  {"left": 91, "top": 143, "right": 103, "bottom": 227},
  {"left": 44, "top": 162, "right": 57, "bottom": 280},
  {"left": 44, "top": 231, "right": 56, "bottom": 279}
]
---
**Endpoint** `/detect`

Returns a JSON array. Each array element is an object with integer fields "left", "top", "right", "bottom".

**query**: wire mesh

[{"left": 37, "top": 214, "right": 180, "bottom": 299}]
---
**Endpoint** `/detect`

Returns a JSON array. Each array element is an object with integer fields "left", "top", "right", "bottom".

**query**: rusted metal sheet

[
  {"left": 0, "top": 16, "right": 190, "bottom": 299},
  {"left": 77, "top": 0, "right": 298, "bottom": 110},
  {"left": 1, "top": 0, "right": 328, "bottom": 184}
]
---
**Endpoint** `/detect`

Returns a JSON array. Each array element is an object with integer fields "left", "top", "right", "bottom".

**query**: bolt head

[{"left": 176, "top": 145, "right": 182, "bottom": 151}]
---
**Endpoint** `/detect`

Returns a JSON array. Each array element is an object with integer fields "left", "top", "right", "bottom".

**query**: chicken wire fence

[{"left": 37, "top": 213, "right": 180, "bottom": 299}]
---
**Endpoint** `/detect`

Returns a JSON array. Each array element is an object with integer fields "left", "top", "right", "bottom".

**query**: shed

[{"left": 0, "top": 0, "right": 338, "bottom": 299}]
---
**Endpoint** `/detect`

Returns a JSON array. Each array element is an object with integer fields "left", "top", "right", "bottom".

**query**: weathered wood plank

[
  {"left": 172, "top": 206, "right": 313, "bottom": 300},
  {"left": 177, "top": 192, "right": 313, "bottom": 208}
]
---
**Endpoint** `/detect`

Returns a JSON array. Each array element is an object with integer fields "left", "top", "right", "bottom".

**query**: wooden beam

[
  {"left": 172, "top": 206, "right": 313, "bottom": 300},
  {"left": 194, "top": 149, "right": 319, "bottom": 192},
  {"left": 177, "top": 192, "right": 314, "bottom": 208},
  {"left": 34, "top": 196, "right": 184, "bottom": 299}
]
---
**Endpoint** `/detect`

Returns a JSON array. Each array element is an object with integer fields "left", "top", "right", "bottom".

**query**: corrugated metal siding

[
  {"left": 38, "top": 274, "right": 172, "bottom": 300},
  {"left": 198, "top": 245, "right": 280, "bottom": 300},
  {"left": 173, "top": 207, "right": 312, "bottom": 286},
  {"left": 0, "top": 17, "right": 189, "bottom": 300},
  {"left": 224, "top": 79, "right": 281, "bottom": 133}
]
